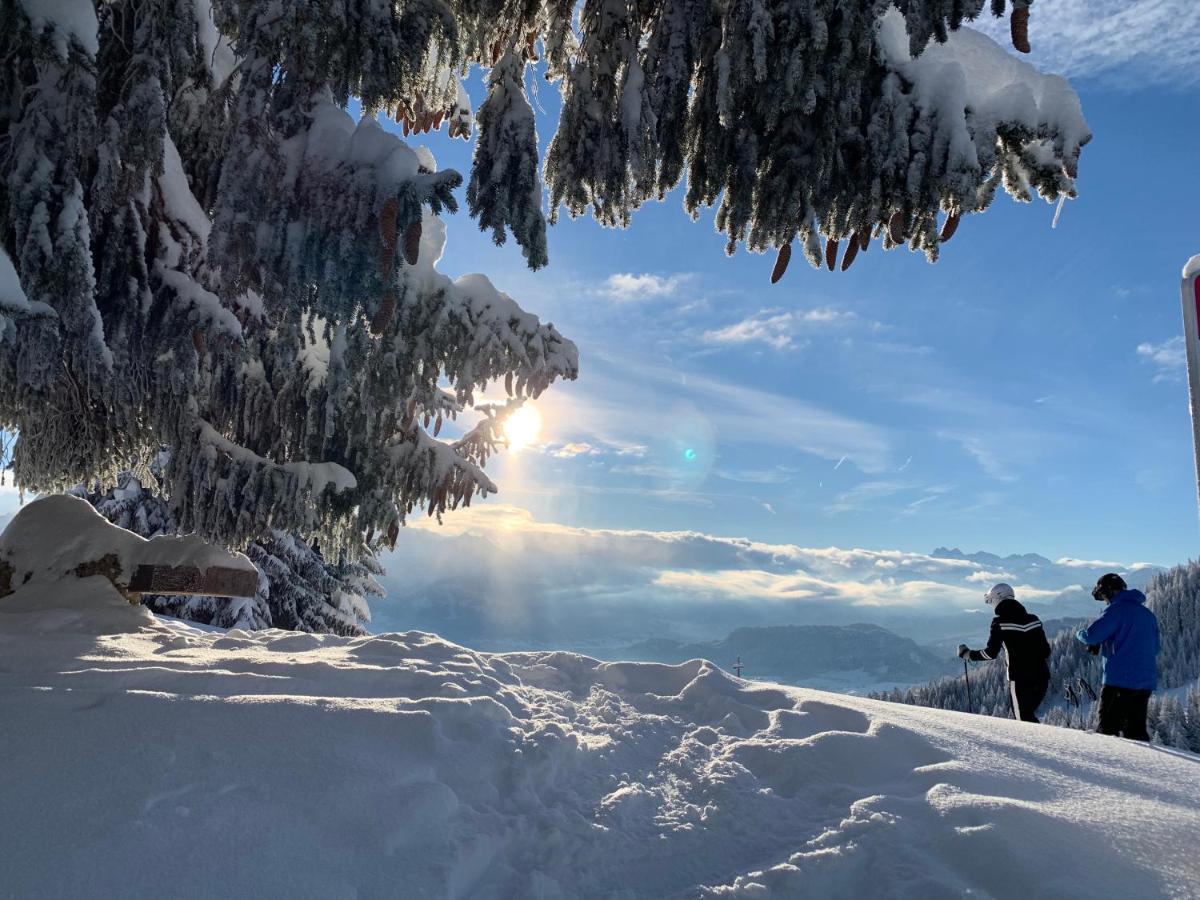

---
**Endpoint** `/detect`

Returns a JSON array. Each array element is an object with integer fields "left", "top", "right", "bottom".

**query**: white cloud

[
  {"left": 550, "top": 442, "right": 600, "bottom": 458},
  {"left": 1056, "top": 557, "right": 1160, "bottom": 573},
  {"left": 702, "top": 308, "right": 860, "bottom": 351},
  {"left": 547, "top": 439, "right": 649, "bottom": 459},
  {"left": 1137, "top": 336, "right": 1185, "bottom": 383},
  {"left": 825, "top": 480, "right": 913, "bottom": 515},
  {"left": 965, "top": 570, "right": 1015, "bottom": 584},
  {"left": 716, "top": 466, "right": 796, "bottom": 485},
  {"left": 703, "top": 312, "right": 797, "bottom": 350},
  {"left": 968, "top": 0, "right": 1200, "bottom": 85},
  {"left": 602, "top": 273, "right": 691, "bottom": 302},
  {"left": 652, "top": 569, "right": 983, "bottom": 609},
  {"left": 937, "top": 432, "right": 1018, "bottom": 483}
]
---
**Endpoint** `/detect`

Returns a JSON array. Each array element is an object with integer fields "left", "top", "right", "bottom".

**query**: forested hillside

[{"left": 874, "top": 563, "right": 1200, "bottom": 752}]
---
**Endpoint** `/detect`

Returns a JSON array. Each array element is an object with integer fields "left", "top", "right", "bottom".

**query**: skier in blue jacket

[{"left": 1076, "top": 573, "right": 1159, "bottom": 741}]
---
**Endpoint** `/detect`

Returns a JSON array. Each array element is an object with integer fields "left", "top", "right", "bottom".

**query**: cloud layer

[{"left": 373, "top": 505, "right": 1159, "bottom": 648}]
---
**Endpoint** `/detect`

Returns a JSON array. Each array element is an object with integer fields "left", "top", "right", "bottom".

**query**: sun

[{"left": 504, "top": 405, "right": 542, "bottom": 451}]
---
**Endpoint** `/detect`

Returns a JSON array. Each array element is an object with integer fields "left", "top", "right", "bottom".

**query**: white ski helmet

[{"left": 985, "top": 583, "right": 1015, "bottom": 605}]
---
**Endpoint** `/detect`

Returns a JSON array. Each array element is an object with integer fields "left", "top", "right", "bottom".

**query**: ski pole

[{"left": 963, "top": 658, "right": 974, "bottom": 714}]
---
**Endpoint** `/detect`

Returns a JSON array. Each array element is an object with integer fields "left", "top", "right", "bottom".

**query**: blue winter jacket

[{"left": 1075, "top": 589, "right": 1160, "bottom": 691}]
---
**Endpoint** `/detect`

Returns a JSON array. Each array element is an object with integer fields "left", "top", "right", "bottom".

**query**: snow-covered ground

[{"left": 2, "top": 578, "right": 1197, "bottom": 899}]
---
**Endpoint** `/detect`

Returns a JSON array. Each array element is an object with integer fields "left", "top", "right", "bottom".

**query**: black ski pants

[
  {"left": 1098, "top": 684, "right": 1152, "bottom": 741},
  {"left": 1009, "top": 672, "right": 1049, "bottom": 723}
]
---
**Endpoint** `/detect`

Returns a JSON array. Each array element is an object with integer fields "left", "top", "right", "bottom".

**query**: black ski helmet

[{"left": 1092, "top": 572, "right": 1127, "bottom": 602}]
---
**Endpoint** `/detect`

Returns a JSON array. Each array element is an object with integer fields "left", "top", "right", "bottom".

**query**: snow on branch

[
  {"left": 547, "top": 1, "right": 1090, "bottom": 274},
  {"left": 467, "top": 49, "right": 548, "bottom": 269}
]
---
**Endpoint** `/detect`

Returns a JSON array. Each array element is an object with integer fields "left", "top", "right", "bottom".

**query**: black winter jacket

[{"left": 967, "top": 598, "right": 1051, "bottom": 682}]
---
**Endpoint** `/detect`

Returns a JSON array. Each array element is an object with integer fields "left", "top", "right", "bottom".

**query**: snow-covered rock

[
  {"left": 0, "top": 578, "right": 1196, "bottom": 898},
  {"left": 0, "top": 494, "right": 254, "bottom": 595}
]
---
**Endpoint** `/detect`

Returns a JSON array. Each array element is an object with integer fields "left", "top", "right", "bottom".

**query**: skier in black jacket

[{"left": 958, "top": 583, "right": 1052, "bottom": 722}]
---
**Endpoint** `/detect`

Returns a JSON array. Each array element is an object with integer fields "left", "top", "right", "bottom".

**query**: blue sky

[{"left": 393, "top": 2, "right": 1200, "bottom": 570}]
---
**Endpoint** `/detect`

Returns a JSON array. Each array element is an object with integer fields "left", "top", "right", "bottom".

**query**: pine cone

[
  {"left": 192, "top": 329, "right": 206, "bottom": 356},
  {"left": 858, "top": 231, "right": 870, "bottom": 252},
  {"left": 840, "top": 239, "right": 859, "bottom": 271},
  {"left": 771, "top": 243, "right": 792, "bottom": 284},
  {"left": 370, "top": 290, "right": 396, "bottom": 335},
  {"left": 379, "top": 199, "right": 398, "bottom": 250},
  {"left": 491, "top": 40, "right": 502, "bottom": 65},
  {"left": 1010, "top": 7, "right": 1030, "bottom": 53},
  {"left": 379, "top": 242, "right": 395, "bottom": 281},
  {"left": 433, "top": 414, "right": 443, "bottom": 437},
  {"left": 505, "top": 371, "right": 514, "bottom": 396},
  {"left": 387, "top": 521, "right": 399, "bottom": 549},
  {"left": 825, "top": 238, "right": 838, "bottom": 272},
  {"left": 939, "top": 212, "right": 961, "bottom": 243},
  {"left": 887, "top": 212, "right": 907, "bottom": 245},
  {"left": 403, "top": 221, "right": 422, "bottom": 266}
]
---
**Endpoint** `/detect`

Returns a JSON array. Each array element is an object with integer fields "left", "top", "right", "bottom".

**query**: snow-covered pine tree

[
  {"left": 1, "top": 0, "right": 577, "bottom": 561},
  {"left": 78, "top": 461, "right": 380, "bottom": 635},
  {"left": 2, "top": 0, "right": 1087, "bottom": 567},
  {"left": 1154, "top": 696, "right": 1186, "bottom": 749},
  {"left": 1184, "top": 683, "right": 1200, "bottom": 754}
]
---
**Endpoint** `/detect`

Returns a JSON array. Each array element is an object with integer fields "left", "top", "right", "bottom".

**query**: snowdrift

[{"left": 1, "top": 577, "right": 1197, "bottom": 898}]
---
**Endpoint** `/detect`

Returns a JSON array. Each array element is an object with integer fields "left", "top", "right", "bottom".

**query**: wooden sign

[{"left": 127, "top": 564, "right": 258, "bottom": 598}]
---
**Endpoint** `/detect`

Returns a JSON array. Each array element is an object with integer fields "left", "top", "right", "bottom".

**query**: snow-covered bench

[{"left": 0, "top": 495, "right": 257, "bottom": 602}]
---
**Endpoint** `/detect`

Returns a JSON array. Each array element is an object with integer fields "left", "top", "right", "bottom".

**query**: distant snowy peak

[{"left": 932, "top": 547, "right": 1055, "bottom": 567}]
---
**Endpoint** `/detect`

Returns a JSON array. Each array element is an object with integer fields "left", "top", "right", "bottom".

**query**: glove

[
  {"left": 957, "top": 644, "right": 970, "bottom": 659},
  {"left": 1087, "top": 644, "right": 1100, "bottom": 656}
]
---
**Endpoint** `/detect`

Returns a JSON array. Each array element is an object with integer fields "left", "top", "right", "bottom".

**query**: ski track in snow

[{"left": 1, "top": 577, "right": 1197, "bottom": 899}]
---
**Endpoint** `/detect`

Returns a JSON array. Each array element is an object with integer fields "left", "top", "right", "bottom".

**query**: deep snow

[{"left": 1, "top": 577, "right": 1197, "bottom": 899}]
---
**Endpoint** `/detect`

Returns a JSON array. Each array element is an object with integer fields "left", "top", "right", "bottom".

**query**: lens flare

[{"left": 504, "top": 405, "right": 542, "bottom": 451}]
